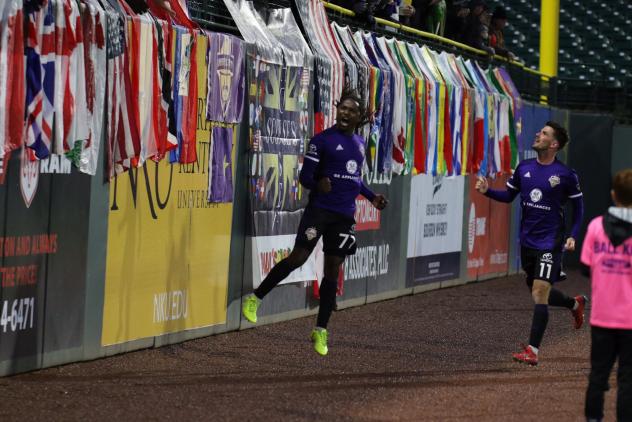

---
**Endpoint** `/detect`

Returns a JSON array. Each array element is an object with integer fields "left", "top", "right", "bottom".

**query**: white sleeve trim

[
  {"left": 506, "top": 181, "right": 518, "bottom": 190},
  {"left": 568, "top": 193, "right": 583, "bottom": 198},
  {"left": 305, "top": 155, "right": 320, "bottom": 163}
]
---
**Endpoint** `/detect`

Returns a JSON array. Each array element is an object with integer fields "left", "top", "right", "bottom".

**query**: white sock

[
  {"left": 529, "top": 345, "right": 539, "bottom": 355},
  {"left": 314, "top": 327, "right": 326, "bottom": 332},
  {"left": 572, "top": 300, "right": 579, "bottom": 311}
]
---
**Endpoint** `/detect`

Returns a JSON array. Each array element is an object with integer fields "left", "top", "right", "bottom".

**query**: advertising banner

[
  {"left": 487, "top": 175, "right": 511, "bottom": 274},
  {"left": 347, "top": 172, "right": 407, "bottom": 297},
  {"left": 467, "top": 176, "right": 490, "bottom": 279},
  {"left": 406, "top": 174, "right": 464, "bottom": 286},
  {"left": 44, "top": 160, "right": 92, "bottom": 353},
  {"left": 345, "top": 196, "right": 390, "bottom": 283},
  {"left": 247, "top": 52, "right": 314, "bottom": 287},
  {"left": 467, "top": 175, "right": 510, "bottom": 279},
  {"left": 102, "top": 35, "right": 232, "bottom": 345},
  {"left": 230, "top": 3, "right": 315, "bottom": 288},
  {"left": 0, "top": 149, "right": 85, "bottom": 361},
  {"left": 252, "top": 235, "right": 318, "bottom": 288}
]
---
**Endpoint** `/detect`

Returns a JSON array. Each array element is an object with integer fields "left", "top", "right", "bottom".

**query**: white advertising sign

[
  {"left": 407, "top": 175, "right": 465, "bottom": 258},
  {"left": 252, "top": 235, "right": 318, "bottom": 288}
]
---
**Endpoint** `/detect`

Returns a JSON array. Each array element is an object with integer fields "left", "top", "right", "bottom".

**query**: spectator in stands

[
  {"left": 444, "top": 0, "right": 469, "bottom": 41},
  {"left": 397, "top": 1, "right": 417, "bottom": 26},
  {"left": 461, "top": 0, "right": 494, "bottom": 54},
  {"left": 374, "top": 0, "right": 417, "bottom": 24},
  {"left": 152, "top": 0, "right": 175, "bottom": 16},
  {"left": 424, "top": 0, "right": 447, "bottom": 36},
  {"left": 406, "top": 1, "right": 445, "bottom": 35},
  {"left": 329, "top": 0, "right": 370, "bottom": 21},
  {"left": 340, "top": 0, "right": 415, "bottom": 25},
  {"left": 407, "top": 0, "right": 428, "bottom": 30},
  {"left": 373, "top": 0, "right": 397, "bottom": 20},
  {"left": 489, "top": 6, "right": 517, "bottom": 60}
]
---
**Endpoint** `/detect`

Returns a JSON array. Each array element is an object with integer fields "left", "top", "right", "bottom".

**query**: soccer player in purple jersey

[
  {"left": 242, "top": 88, "right": 388, "bottom": 356},
  {"left": 475, "top": 121, "right": 586, "bottom": 366}
]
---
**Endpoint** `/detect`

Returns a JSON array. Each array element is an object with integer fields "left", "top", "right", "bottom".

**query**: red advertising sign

[
  {"left": 354, "top": 196, "right": 381, "bottom": 231},
  {"left": 487, "top": 175, "right": 511, "bottom": 274},
  {"left": 467, "top": 177, "right": 490, "bottom": 279},
  {"left": 467, "top": 175, "right": 511, "bottom": 279}
]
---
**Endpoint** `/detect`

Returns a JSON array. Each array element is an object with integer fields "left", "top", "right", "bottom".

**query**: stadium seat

[{"left": 486, "top": 0, "right": 631, "bottom": 82}]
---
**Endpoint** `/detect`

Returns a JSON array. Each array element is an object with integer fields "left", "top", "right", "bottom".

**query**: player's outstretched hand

[
  {"left": 475, "top": 176, "right": 489, "bottom": 194},
  {"left": 372, "top": 194, "right": 388, "bottom": 210},
  {"left": 564, "top": 237, "right": 576, "bottom": 251},
  {"left": 317, "top": 177, "right": 332, "bottom": 194}
]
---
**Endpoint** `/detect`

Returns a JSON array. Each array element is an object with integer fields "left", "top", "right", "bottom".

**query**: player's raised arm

[{"left": 476, "top": 174, "right": 520, "bottom": 203}]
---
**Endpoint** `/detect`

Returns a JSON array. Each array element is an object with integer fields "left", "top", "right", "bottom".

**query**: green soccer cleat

[
  {"left": 310, "top": 328, "right": 329, "bottom": 356},
  {"left": 242, "top": 295, "right": 260, "bottom": 323}
]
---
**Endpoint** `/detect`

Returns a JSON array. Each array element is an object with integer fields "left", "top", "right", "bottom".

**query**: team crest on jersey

[
  {"left": 529, "top": 188, "right": 543, "bottom": 203},
  {"left": 20, "top": 148, "right": 39, "bottom": 208},
  {"left": 346, "top": 160, "right": 358, "bottom": 174},
  {"left": 305, "top": 227, "right": 318, "bottom": 241},
  {"left": 548, "top": 175, "right": 560, "bottom": 187},
  {"left": 309, "top": 144, "right": 317, "bottom": 154}
]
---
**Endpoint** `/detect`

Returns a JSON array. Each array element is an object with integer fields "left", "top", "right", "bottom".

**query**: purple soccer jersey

[
  {"left": 300, "top": 126, "right": 375, "bottom": 217},
  {"left": 208, "top": 126, "right": 233, "bottom": 203},
  {"left": 206, "top": 33, "right": 244, "bottom": 124},
  {"left": 500, "top": 158, "right": 583, "bottom": 250}
]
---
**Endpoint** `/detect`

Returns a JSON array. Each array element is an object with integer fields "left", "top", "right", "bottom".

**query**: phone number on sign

[{"left": 1, "top": 298, "right": 35, "bottom": 333}]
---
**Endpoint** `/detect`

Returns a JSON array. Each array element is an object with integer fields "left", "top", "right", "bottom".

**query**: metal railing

[
  {"left": 321, "top": 2, "right": 631, "bottom": 117},
  {"left": 321, "top": 1, "right": 553, "bottom": 104},
  {"left": 185, "top": 0, "right": 631, "bottom": 119}
]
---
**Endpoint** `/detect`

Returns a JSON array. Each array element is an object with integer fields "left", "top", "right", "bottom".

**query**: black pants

[{"left": 585, "top": 325, "right": 632, "bottom": 421}]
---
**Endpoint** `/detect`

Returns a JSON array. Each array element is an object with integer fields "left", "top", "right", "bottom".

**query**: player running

[
  {"left": 241, "top": 88, "right": 388, "bottom": 356},
  {"left": 475, "top": 121, "right": 586, "bottom": 366}
]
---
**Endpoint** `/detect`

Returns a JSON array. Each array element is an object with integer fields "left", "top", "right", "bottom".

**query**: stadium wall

[
  {"left": 567, "top": 113, "right": 615, "bottom": 266},
  {"left": 0, "top": 104, "right": 623, "bottom": 377},
  {"left": 612, "top": 125, "right": 632, "bottom": 175}
]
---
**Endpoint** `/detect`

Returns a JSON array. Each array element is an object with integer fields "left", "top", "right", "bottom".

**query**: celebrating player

[
  {"left": 241, "top": 88, "right": 388, "bottom": 356},
  {"left": 475, "top": 121, "right": 586, "bottom": 366}
]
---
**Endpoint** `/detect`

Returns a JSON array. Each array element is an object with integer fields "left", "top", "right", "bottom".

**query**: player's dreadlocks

[{"left": 336, "top": 86, "right": 372, "bottom": 127}]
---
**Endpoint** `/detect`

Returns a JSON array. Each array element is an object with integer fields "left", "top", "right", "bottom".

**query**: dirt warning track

[{"left": 0, "top": 271, "right": 615, "bottom": 421}]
